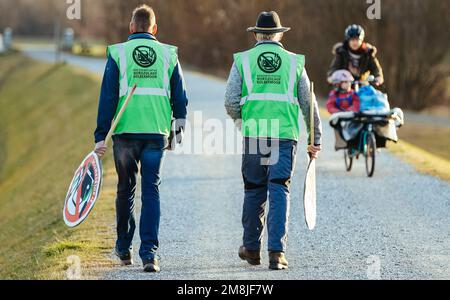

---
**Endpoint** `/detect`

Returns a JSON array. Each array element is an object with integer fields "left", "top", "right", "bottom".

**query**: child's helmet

[
  {"left": 330, "top": 69, "right": 355, "bottom": 84},
  {"left": 345, "top": 24, "right": 365, "bottom": 41}
]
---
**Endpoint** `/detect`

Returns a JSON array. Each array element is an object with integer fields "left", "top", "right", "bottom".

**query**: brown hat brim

[{"left": 247, "top": 26, "right": 291, "bottom": 34}]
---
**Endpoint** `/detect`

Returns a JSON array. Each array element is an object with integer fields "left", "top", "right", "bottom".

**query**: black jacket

[{"left": 328, "top": 41, "right": 383, "bottom": 80}]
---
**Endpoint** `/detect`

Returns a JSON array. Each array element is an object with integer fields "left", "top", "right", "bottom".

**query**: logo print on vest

[
  {"left": 257, "top": 52, "right": 282, "bottom": 73},
  {"left": 133, "top": 46, "right": 157, "bottom": 68}
]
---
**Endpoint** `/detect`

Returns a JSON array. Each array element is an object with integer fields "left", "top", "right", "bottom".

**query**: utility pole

[
  {"left": 54, "top": 16, "right": 61, "bottom": 64},
  {"left": 54, "top": 3, "right": 66, "bottom": 64},
  {"left": 81, "top": 0, "right": 86, "bottom": 32}
]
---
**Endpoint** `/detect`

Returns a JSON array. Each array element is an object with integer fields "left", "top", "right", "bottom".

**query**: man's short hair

[{"left": 131, "top": 4, "right": 156, "bottom": 32}]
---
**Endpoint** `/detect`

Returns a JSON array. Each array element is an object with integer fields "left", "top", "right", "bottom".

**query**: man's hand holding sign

[{"left": 63, "top": 84, "right": 137, "bottom": 228}]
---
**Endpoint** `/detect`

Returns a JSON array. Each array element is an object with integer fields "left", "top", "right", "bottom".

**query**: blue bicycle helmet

[{"left": 345, "top": 24, "right": 365, "bottom": 41}]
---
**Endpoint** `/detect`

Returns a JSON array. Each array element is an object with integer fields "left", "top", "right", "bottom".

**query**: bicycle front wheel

[{"left": 365, "top": 132, "right": 376, "bottom": 177}]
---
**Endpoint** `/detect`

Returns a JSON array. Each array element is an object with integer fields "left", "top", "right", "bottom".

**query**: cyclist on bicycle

[{"left": 327, "top": 25, "right": 384, "bottom": 88}]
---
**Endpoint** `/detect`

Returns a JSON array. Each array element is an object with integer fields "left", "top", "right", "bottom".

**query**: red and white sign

[{"left": 63, "top": 151, "right": 102, "bottom": 228}]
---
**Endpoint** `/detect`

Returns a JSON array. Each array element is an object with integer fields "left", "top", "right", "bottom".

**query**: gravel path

[{"left": 25, "top": 48, "right": 450, "bottom": 280}]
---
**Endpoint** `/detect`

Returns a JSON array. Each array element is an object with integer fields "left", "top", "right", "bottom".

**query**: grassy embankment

[
  {"left": 393, "top": 51, "right": 450, "bottom": 173},
  {"left": 0, "top": 53, "right": 116, "bottom": 279},
  {"left": 388, "top": 134, "right": 450, "bottom": 181}
]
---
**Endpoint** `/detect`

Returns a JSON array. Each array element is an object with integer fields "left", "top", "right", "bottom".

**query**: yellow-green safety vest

[
  {"left": 107, "top": 39, "right": 178, "bottom": 136},
  {"left": 234, "top": 43, "right": 305, "bottom": 141}
]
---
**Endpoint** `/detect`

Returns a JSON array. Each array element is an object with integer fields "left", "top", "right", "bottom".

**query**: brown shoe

[
  {"left": 143, "top": 258, "right": 160, "bottom": 273},
  {"left": 269, "top": 252, "right": 288, "bottom": 270},
  {"left": 238, "top": 246, "right": 261, "bottom": 266},
  {"left": 114, "top": 248, "right": 133, "bottom": 266}
]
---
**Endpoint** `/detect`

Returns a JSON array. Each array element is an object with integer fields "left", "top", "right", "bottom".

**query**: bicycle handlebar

[{"left": 336, "top": 111, "right": 395, "bottom": 122}]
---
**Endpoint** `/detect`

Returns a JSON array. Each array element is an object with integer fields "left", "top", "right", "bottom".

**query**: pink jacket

[{"left": 326, "top": 89, "right": 360, "bottom": 114}]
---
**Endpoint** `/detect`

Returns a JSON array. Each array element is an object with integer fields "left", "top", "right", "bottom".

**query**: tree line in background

[{"left": 1, "top": 0, "right": 449, "bottom": 110}]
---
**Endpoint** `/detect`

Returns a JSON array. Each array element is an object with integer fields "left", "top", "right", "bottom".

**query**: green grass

[
  {"left": 12, "top": 38, "right": 55, "bottom": 51},
  {"left": 43, "top": 240, "right": 87, "bottom": 257},
  {"left": 0, "top": 53, "right": 116, "bottom": 279},
  {"left": 398, "top": 123, "right": 450, "bottom": 161},
  {"left": 389, "top": 140, "right": 450, "bottom": 182},
  {"left": 72, "top": 42, "right": 107, "bottom": 58}
]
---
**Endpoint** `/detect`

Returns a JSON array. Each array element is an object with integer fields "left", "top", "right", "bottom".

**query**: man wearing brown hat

[{"left": 225, "top": 11, "right": 322, "bottom": 270}]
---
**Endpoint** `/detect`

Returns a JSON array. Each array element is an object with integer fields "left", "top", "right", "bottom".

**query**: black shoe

[
  {"left": 269, "top": 252, "right": 288, "bottom": 270},
  {"left": 238, "top": 246, "right": 261, "bottom": 266},
  {"left": 114, "top": 248, "right": 133, "bottom": 266},
  {"left": 143, "top": 258, "right": 160, "bottom": 273}
]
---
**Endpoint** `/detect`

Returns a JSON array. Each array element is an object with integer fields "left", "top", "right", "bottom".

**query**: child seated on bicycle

[{"left": 326, "top": 70, "right": 360, "bottom": 114}]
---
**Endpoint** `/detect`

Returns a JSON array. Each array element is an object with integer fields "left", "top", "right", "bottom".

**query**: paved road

[{"left": 24, "top": 48, "right": 450, "bottom": 279}]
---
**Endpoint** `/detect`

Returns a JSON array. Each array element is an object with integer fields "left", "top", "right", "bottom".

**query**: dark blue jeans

[
  {"left": 112, "top": 135, "right": 166, "bottom": 262},
  {"left": 241, "top": 138, "right": 297, "bottom": 253}
]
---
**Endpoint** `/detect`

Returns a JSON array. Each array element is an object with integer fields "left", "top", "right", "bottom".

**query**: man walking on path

[
  {"left": 225, "top": 11, "right": 322, "bottom": 270},
  {"left": 94, "top": 5, "right": 188, "bottom": 273}
]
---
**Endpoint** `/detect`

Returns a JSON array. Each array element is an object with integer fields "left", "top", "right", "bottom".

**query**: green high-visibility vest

[
  {"left": 234, "top": 44, "right": 305, "bottom": 141},
  {"left": 107, "top": 39, "right": 178, "bottom": 136}
]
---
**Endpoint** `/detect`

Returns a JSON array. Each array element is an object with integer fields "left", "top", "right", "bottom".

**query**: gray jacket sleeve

[
  {"left": 224, "top": 62, "right": 242, "bottom": 122},
  {"left": 298, "top": 69, "right": 323, "bottom": 145}
]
